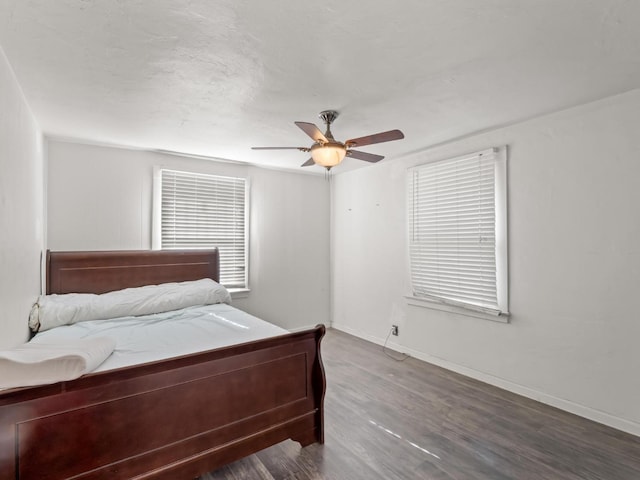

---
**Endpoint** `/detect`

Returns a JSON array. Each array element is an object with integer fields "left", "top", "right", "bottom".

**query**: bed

[{"left": 0, "top": 249, "right": 326, "bottom": 480}]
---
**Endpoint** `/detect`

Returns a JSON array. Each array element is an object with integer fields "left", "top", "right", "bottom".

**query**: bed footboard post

[
  {"left": 292, "top": 324, "right": 326, "bottom": 448},
  {"left": 313, "top": 324, "right": 327, "bottom": 444}
]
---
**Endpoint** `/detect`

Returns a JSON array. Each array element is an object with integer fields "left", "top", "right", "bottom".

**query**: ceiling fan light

[{"left": 311, "top": 143, "right": 347, "bottom": 168}]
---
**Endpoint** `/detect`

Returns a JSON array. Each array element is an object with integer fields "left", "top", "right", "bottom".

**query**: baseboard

[
  {"left": 331, "top": 322, "right": 640, "bottom": 438},
  {"left": 288, "top": 324, "right": 324, "bottom": 333}
]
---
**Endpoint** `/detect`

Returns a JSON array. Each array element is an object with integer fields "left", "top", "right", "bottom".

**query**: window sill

[
  {"left": 229, "top": 288, "right": 250, "bottom": 299},
  {"left": 405, "top": 295, "right": 510, "bottom": 323}
]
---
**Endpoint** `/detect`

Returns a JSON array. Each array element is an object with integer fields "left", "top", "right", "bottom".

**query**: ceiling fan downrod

[{"left": 318, "top": 110, "right": 339, "bottom": 141}]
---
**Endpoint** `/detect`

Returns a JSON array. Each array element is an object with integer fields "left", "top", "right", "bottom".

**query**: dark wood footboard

[{"left": 0, "top": 325, "right": 326, "bottom": 480}]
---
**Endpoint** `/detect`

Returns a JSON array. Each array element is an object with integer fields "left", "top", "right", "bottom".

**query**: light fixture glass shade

[{"left": 311, "top": 143, "right": 347, "bottom": 168}]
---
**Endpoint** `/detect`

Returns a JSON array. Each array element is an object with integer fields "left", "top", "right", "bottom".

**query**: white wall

[
  {"left": 47, "top": 141, "right": 330, "bottom": 331},
  {"left": 332, "top": 89, "right": 640, "bottom": 435},
  {"left": 0, "top": 47, "right": 44, "bottom": 348}
]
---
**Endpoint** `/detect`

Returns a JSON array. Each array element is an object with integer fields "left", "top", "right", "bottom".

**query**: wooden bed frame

[{"left": 0, "top": 249, "right": 326, "bottom": 480}]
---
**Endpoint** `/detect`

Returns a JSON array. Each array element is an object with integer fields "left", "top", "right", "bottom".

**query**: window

[
  {"left": 408, "top": 147, "right": 508, "bottom": 317},
  {"left": 153, "top": 168, "right": 248, "bottom": 289}
]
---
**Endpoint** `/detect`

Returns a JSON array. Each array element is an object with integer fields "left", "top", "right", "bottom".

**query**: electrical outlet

[{"left": 391, "top": 325, "right": 399, "bottom": 336}]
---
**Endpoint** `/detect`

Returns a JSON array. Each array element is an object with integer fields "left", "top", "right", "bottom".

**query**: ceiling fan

[{"left": 252, "top": 110, "right": 405, "bottom": 170}]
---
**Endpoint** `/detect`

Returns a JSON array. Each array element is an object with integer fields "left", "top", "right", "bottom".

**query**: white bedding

[
  {"left": 0, "top": 336, "right": 116, "bottom": 390},
  {"left": 31, "top": 303, "right": 288, "bottom": 373}
]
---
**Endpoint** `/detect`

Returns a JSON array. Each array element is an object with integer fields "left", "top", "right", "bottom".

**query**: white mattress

[{"left": 31, "top": 304, "right": 288, "bottom": 373}]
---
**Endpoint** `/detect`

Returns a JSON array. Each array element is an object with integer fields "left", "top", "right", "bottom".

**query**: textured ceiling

[{"left": 0, "top": 0, "right": 639, "bottom": 172}]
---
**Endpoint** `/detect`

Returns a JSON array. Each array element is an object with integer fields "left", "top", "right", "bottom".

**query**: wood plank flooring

[{"left": 202, "top": 329, "right": 640, "bottom": 480}]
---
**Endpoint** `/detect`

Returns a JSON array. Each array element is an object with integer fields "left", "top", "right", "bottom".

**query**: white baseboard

[
  {"left": 288, "top": 324, "right": 324, "bottom": 333},
  {"left": 331, "top": 322, "right": 640, "bottom": 438}
]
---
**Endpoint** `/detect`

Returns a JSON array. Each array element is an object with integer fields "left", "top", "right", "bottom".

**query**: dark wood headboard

[{"left": 46, "top": 249, "right": 220, "bottom": 295}]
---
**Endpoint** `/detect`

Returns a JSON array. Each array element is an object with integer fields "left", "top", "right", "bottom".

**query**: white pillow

[{"left": 30, "top": 278, "right": 231, "bottom": 332}]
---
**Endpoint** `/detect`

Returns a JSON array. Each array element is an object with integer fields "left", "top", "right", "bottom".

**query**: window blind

[
  {"left": 408, "top": 149, "right": 506, "bottom": 313},
  {"left": 160, "top": 169, "right": 247, "bottom": 289}
]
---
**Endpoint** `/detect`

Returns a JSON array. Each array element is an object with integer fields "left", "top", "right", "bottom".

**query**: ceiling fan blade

[
  {"left": 301, "top": 158, "right": 315, "bottom": 167},
  {"left": 252, "top": 146, "right": 308, "bottom": 150},
  {"left": 347, "top": 150, "right": 385, "bottom": 163},
  {"left": 295, "top": 122, "right": 328, "bottom": 143},
  {"left": 345, "top": 129, "right": 404, "bottom": 148}
]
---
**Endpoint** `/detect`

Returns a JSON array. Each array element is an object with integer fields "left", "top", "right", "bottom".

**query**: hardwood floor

[{"left": 203, "top": 329, "right": 640, "bottom": 480}]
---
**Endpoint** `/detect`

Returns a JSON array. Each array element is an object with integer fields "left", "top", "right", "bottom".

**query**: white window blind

[
  {"left": 157, "top": 169, "right": 247, "bottom": 289},
  {"left": 408, "top": 148, "right": 507, "bottom": 315}
]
